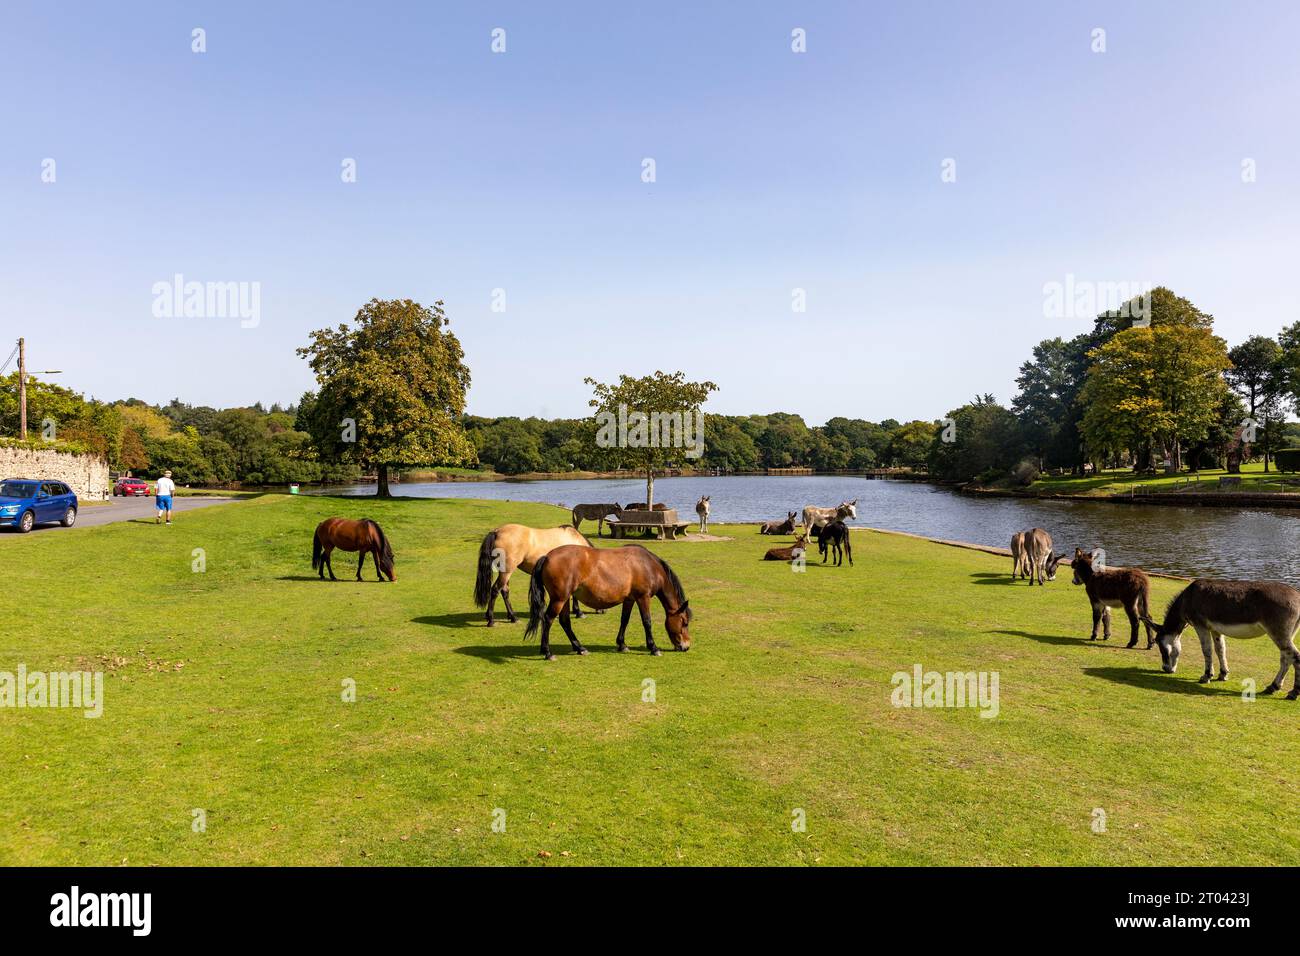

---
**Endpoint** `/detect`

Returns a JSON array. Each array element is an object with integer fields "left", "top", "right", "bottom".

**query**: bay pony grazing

[
  {"left": 525, "top": 544, "right": 692, "bottom": 660},
  {"left": 474, "top": 524, "right": 590, "bottom": 626},
  {"left": 802, "top": 500, "right": 857, "bottom": 539},
  {"left": 695, "top": 495, "right": 710, "bottom": 533},
  {"left": 760, "top": 512, "right": 798, "bottom": 535},
  {"left": 1022, "top": 528, "right": 1064, "bottom": 586},
  {"left": 1145, "top": 579, "right": 1300, "bottom": 697},
  {"left": 1069, "top": 548, "right": 1154, "bottom": 648},
  {"left": 312, "top": 517, "right": 395, "bottom": 582}
]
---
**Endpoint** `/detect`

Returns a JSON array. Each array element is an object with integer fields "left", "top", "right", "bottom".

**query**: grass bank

[
  {"left": 2, "top": 495, "right": 1297, "bottom": 865},
  {"left": 1021, "top": 461, "right": 1300, "bottom": 498}
]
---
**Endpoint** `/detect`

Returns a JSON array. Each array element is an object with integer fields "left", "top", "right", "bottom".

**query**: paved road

[{"left": 0, "top": 495, "right": 239, "bottom": 536}]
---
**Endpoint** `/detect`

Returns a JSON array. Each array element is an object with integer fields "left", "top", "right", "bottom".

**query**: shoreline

[{"left": 960, "top": 485, "right": 1300, "bottom": 511}]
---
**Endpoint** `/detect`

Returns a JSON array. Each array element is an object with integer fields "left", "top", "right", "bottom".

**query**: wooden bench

[{"left": 606, "top": 508, "right": 690, "bottom": 540}]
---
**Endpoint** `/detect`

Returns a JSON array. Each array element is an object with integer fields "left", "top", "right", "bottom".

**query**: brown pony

[
  {"left": 524, "top": 544, "right": 692, "bottom": 660},
  {"left": 312, "top": 517, "right": 395, "bottom": 582},
  {"left": 474, "top": 523, "right": 591, "bottom": 625}
]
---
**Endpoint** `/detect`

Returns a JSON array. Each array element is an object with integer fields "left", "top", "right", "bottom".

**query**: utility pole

[{"left": 18, "top": 337, "right": 26, "bottom": 440}]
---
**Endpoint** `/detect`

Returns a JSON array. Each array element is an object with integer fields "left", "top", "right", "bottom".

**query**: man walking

[{"left": 155, "top": 470, "right": 175, "bottom": 525}]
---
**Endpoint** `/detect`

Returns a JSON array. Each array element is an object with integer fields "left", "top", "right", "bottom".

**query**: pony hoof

[
  {"left": 485, "top": 621, "right": 495, "bottom": 628},
  {"left": 1288, "top": 689, "right": 1300, "bottom": 701},
  {"left": 1198, "top": 674, "right": 1212, "bottom": 684},
  {"left": 650, "top": 649, "right": 662, "bottom": 657},
  {"left": 1216, "top": 672, "right": 1228, "bottom": 681},
  {"left": 1126, "top": 642, "right": 1137, "bottom": 649},
  {"left": 507, "top": 617, "right": 518, "bottom": 624},
  {"left": 544, "top": 654, "right": 556, "bottom": 662},
  {"left": 577, "top": 648, "right": 588, "bottom": 656},
  {"left": 1262, "top": 683, "right": 1280, "bottom": 695},
  {"left": 616, "top": 645, "right": 627, "bottom": 653}
]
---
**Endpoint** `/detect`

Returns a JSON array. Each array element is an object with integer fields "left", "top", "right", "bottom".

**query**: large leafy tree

[
  {"left": 297, "top": 299, "right": 475, "bottom": 496},
  {"left": 888, "top": 420, "right": 939, "bottom": 469},
  {"left": 585, "top": 371, "right": 717, "bottom": 511},
  {"left": 1013, "top": 337, "right": 1082, "bottom": 471},
  {"left": 1080, "top": 324, "right": 1230, "bottom": 472},
  {"left": 1226, "top": 335, "right": 1285, "bottom": 470},
  {"left": 927, "top": 396, "right": 1023, "bottom": 482}
]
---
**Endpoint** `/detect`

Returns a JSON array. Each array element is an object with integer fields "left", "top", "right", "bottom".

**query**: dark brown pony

[
  {"left": 525, "top": 544, "right": 692, "bottom": 660},
  {"left": 312, "top": 517, "right": 395, "bottom": 582}
]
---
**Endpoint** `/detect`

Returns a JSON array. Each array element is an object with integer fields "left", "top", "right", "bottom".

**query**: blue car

[{"left": 0, "top": 479, "right": 79, "bottom": 533}]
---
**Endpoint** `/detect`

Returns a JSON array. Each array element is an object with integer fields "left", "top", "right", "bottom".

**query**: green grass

[
  {"left": 1027, "top": 460, "right": 1300, "bottom": 496},
  {"left": 2, "top": 495, "right": 1298, "bottom": 866}
]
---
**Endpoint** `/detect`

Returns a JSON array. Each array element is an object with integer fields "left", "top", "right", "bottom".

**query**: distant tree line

[
  {"left": 462, "top": 412, "right": 939, "bottom": 475},
  {"left": 0, "top": 375, "right": 356, "bottom": 485},
  {"left": 11, "top": 289, "right": 1299, "bottom": 490}
]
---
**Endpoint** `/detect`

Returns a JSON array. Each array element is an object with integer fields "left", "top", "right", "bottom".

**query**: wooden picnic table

[{"left": 605, "top": 508, "right": 690, "bottom": 540}]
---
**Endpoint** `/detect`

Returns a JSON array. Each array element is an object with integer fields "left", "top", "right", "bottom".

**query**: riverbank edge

[
  {"left": 396, "top": 469, "right": 934, "bottom": 484},
  {"left": 959, "top": 484, "right": 1300, "bottom": 510},
  {"left": 854, "top": 525, "right": 1193, "bottom": 582}
]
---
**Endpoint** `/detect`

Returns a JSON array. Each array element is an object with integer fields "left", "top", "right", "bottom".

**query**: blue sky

[{"left": 3, "top": 1, "right": 1297, "bottom": 423}]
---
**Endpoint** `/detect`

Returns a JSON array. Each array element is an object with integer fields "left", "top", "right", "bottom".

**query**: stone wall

[{"left": 0, "top": 443, "right": 110, "bottom": 501}]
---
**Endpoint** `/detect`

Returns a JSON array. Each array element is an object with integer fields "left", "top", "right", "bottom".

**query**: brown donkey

[
  {"left": 763, "top": 534, "right": 808, "bottom": 562},
  {"left": 1021, "top": 528, "right": 1063, "bottom": 585},
  {"left": 1145, "top": 579, "right": 1300, "bottom": 697},
  {"left": 1010, "top": 531, "right": 1028, "bottom": 580},
  {"left": 1069, "top": 548, "right": 1154, "bottom": 648},
  {"left": 760, "top": 511, "right": 798, "bottom": 535},
  {"left": 570, "top": 502, "right": 622, "bottom": 536}
]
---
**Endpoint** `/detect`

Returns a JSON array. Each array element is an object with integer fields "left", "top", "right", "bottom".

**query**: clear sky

[{"left": 3, "top": 1, "right": 1297, "bottom": 423}]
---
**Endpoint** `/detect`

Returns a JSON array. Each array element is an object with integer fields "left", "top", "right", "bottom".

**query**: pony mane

[
  {"left": 654, "top": 554, "right": 692, "bottom": 621},
  {"left": 364, "top": 518, "right": 394, "bottom": 569}
]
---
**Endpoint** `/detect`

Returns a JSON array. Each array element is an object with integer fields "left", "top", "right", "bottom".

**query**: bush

[
  {"left": 1275, "top": 448, "right": 1300, "bottom": 473},
  {"left": 1009, "top": 459, "right": 1040, "bottom": 487}
]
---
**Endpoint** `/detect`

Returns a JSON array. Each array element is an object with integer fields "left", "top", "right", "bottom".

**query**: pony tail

[
  {"left": 474, "top": 531, "right": 499, "bottom": 607},
  {"left": 312, "top": 529, "right": 322, "bottom": 570},
  {"left": 524, "top": 555, "right": 550, "bottom": 641}
]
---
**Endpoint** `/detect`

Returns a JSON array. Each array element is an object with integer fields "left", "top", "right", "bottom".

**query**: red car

[{"left": 113, "top": 477, "right": 150, "bottom": 497}]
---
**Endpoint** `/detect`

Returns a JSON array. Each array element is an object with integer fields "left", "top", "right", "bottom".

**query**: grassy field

[
  {"left": 2, "top": 494, "right": 1298, "bottom": 866},
  {"left": 1026, "top": 461, "right": 1300, "bottom": 497}
]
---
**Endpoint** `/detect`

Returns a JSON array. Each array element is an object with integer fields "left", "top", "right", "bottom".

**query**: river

[{"left": 311, "top": 475, "right": 1300, "bottom": 581}]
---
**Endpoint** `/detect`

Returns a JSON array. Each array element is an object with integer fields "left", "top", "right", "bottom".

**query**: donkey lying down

[{"left": 1146, "top": 579, "right": 1300, "bottom": 698}]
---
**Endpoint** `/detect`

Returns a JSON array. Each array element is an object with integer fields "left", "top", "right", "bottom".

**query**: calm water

[{"left": 312, "top": 475, "right": 1300, "bottom": 582}]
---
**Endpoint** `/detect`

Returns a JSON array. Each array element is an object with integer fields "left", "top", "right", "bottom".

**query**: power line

[{"left": 0, "top": 341, "right": 17, "bottom": 376}]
